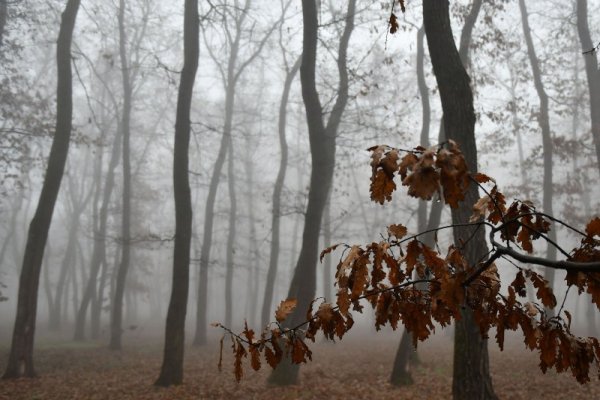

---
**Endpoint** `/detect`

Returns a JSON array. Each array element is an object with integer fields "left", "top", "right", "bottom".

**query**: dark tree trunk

[
  {"left": 518, "top": 0, "right": 557, "bottom": 311},
  {"left": 224, "top": 143, "right": 237, "bottom": 329},
  {"left": 390, "top": 329, "right": 414, "bottom": 386},
  {"left": 423, "top": 1, "right": 497, "bottom": 399},
  {"left": 110, "top": 0, "right": 133, "bottom": 350},
  {"left": 2, "top": 0, "right": 80, "bottom": 379},
  {"left": 577, "top": 0, "right": 600, "bottom": 173},
  {"left": 269, "top": 0, "right": 354, "bottom": 386},
  {"left": 154, "top": 0, "right": 198, "bottom": 387},
  {"left": 261, "top": 56, "right": 301, "bottom": 328},
  {"left": 74, "top": 122, "right": 122, "bottom": 340}
]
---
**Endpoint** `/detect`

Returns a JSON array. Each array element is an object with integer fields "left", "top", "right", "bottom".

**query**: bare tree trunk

[
  {"left": 154, "top": 0, "right": 198, "bottom": 386},
  {"left": 224, "top": 143, "right": 237, "bottom": 329},
  {"left": 261, "top": 56, "right": 301, "bottom": 328},
  {"left": 74, "top": 122, "right": 122, "bottom": 340},
  {"left": 110, "top": 0, "right": 133, "bottom": 350},
  {"left": 424, "top": 1, "right": 497, "bottom": 399},
  {"left": 2, "top": 0, "right": 80, "bottom": 379},
  {"left": 577, "top": 0, "right": 600, "bottom": 173},
  {"left": 518, "top": 0, "right": 557, "bottom": 313},
  {"left": 322, "top": 196, "right": 332, "bottom": 302},
  {"left": 269, "top": 0, "right": 354, "bottom": 385}
]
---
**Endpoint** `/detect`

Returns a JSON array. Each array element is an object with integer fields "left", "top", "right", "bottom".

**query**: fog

[{"left": 0, "top": 0, "right": 599, "bottom": 396}]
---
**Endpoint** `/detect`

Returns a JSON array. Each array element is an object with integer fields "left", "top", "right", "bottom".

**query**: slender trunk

[
  {"left": 224, "top": 143, "right": 237, "bottom": 329},
  {"left": 2, "top": 0, "right": 80, "bottom": 379},
  {"left": 110, "top": 0, "right": 133, "bottom": 350},
  {"left": 48, "top": 214, "right": 79, "bottom": 330},
  {"left": 423, "top": 1, "right": 497, "bottom": 398},
  {"left": 155, "top": 0, "right": 197, "bottom": 386},
  {"left": 518, "top": 0, "right": 557, "bottom": 313},
  {"left": 194, "top": 11, "right": 242, "bottom": 346},
  {"left": 244, "top": 136, "right": 260, "bottom": 327},
  {"left": 261, "top": 56, "right": 301, "bottom": 328},
  {"left": 390, "top": 329, "right": 414, "bottom": 385},
  {"left": 322, "top": 196, "right": 332, "bottom": 302},
  {"left": 577, "top": 0, "right": 600, "bottom": 173},
  {"left": 269, "top": 0, "right": 354, "bottom": 385},
  {"left": 74, "top": 122, "right": 122, "bottom": 340}
]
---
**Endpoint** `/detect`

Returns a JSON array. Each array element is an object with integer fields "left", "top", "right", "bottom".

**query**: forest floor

[{"left": 0, "top": 331, "right": 599, "bottom": 399}]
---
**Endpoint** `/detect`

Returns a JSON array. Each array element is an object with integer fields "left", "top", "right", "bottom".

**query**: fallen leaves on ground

[{"left": 0, "top": 332, "right": 599, "bottom": 399}]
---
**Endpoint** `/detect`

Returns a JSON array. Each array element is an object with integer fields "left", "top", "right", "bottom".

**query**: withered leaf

[
  {"left": 371, "top": 169, "right": 396, "bottom": 204},
  {"left": 275, "top": 298, "right": 297, "bottom": 323},
  {"left": 387, "top": 224, "right": 408, "bottom": 239},
  {"left": 389, "top": 12, "right": 399, "bottom": 34}
]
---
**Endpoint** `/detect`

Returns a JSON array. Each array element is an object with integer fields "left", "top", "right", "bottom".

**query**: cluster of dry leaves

[{"left": 220, "top": 142, "right": 600, "bottom": 384}]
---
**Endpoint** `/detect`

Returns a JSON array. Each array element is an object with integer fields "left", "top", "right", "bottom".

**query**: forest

[{"left": 0, "top": 0, "right": 600, "bottom": 399}]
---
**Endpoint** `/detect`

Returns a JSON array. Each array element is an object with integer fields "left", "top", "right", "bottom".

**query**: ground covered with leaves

[{"left": 1, "top": 332, "right": 599, "bottom": 399}]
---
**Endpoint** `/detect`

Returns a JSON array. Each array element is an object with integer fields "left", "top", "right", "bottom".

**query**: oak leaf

[{"left": 275, "top": 298, "right": 297, "bottom": 323}]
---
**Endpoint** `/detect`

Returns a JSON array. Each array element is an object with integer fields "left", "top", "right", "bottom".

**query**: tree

[
  {"left": 194, "top": 0, "right": 277, "bottom": 346},
  {"left": 109, "top": 0, "right": 134, "bottom": 351},
  {"left": 518, "top": 0, "right": 558, "bottom": 315},
  {"left": 261, "top": 53, "right": 301, "bottom": 328},
  {"left": 422, "top": 0, "right": 497, "bottom": 397},
  {"left": 576, "top": 0, "right": 600, "bottom": 173},
  {"left": 154, "top": 0, "right": 198, "bottom": 387},
  {"left": 2, "top": 0, "right": 81, "bottom": 379},
  {"left": 268, "top": 0, "right": 355, "bottom": 386}
]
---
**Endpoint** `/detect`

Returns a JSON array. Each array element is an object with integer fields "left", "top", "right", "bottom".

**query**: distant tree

[
  {"left": 576, "top": 0, "right": 600, "bottom": 173},
  {"left": 2, "top": 0, "right": 81, "bottom": 379},
  {"left": 154, "top": 0, "right": 198, "bottom": 387},
  {"left": 110, "top": 0, "right": 133, "bottom": 351},
  {"left": 518, "top": 0, "right": 558, "bottom": 316}
]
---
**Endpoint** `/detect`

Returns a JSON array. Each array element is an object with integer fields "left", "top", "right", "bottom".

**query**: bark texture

[
  {"left": 154, "top": 0, "right": 198, "bottom": 387},
  {"left": 423, "top": 1, "right": 497, "bottom": 399},
  {"left": 2, "top": 0, "right": 80, "bottom": 379}
]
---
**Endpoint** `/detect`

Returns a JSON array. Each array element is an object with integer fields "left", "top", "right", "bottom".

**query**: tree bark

[
  {"left": 154, "top": 0, "right": 198, "bottom": 387},
  {"left": 2, "top": 0, "right": 80, "bottom": 379},
  {"left": 110, "top": 0, "right": 133, "bottom": 350},
  {"left": 518, "top": 0, "right": 557, "bottom": 314},
  {"left": 423, "top": 1, "right": 497, "bottom": 399},
  {"left": 261, "top": 56, "right": 301, "bottom": 328},
  {"left": 577, "top": 0, "right": 600, "bottom": 173},
  {"left": 269, "top": 0, "right": 354, "bottom": 385}
]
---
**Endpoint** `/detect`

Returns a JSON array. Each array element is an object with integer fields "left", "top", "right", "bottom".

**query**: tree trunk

[
  {"left": 2, "top": 0, "right": 80, "bottom": 379},
  {"left": 577, "top": 0, "right": 600, "bottom": 173},
  {"left": 269, "top": 0, "right": 354, "bottom": 385},
  {"left": 110, "top": 0, "right": 133, "bottom": 350},
  {"left": 261, "top": 56, "right": 301, "bottom": 328},
  {"left": 322, "top": 196, "right": 332, "bottom": 302},
  {"left": 390, "top": 329, "right": 414, "bottom": 386},
  {"left": 154, "top": 0, "right": 198, "bottom": 386},
  {"left": 224, "top": 143, "right": 237, "bottom": 329},
  {"left": 74, "top": 121, "right": 122, "bottom": 340},
  {"left": 423, "top": 1, "right": 497, "bottom": 399},
  {"left": 194, "top": 1, "right": 249, "bottom": 346},
  {"left": 518, "top": 0, "right": 557, "bottom": 314}
]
